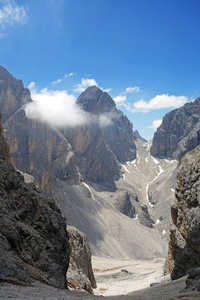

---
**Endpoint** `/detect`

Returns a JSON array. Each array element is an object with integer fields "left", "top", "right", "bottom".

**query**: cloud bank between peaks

[{"left": 25, "top": 88, "right": 115, "bottom": 128}]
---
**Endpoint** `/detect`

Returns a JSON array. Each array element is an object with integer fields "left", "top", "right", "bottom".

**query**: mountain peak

[{"left": 77, "top": 86, "right": 116, "bottom": 114}]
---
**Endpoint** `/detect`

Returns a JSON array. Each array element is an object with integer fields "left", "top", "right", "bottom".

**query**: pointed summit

[{"left": 77, "top": 86, "right": 116, "bottom": 114}]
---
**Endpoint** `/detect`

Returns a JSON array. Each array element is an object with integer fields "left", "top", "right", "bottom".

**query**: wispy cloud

[
  {"left": 114, "top": 95, "right": 127, "bottom": 103},
  {"left": 103, "top": 88, "right": 112, "bottom": 93},
  {"left": 28, "top": 81, "right": 36, "bottom": 90},
  {"left": 64, "top": 72, "right": 74, "bottom": 78},
  {"left": 147, "top": 119, "right": 162, "bottom": 131},
  {"left": 0, "top": 0, "right": 28, "bottom": 32},
  {"left": 132, "top": 94, "right": 188, "bottom": 113},
  {"left": 125, "top": 86, "right": 140, "bottom": 93},
  {"left": 114, "top": 86, "right": 140, "bottom": 104},
  {"left": 74, "top": 78, "right": 98, "bottom": 93},
  {"left": 52, "top": 78, "right": 62, "bottom": 85}
]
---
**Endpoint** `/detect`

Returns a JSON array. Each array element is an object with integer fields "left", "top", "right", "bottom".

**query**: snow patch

[
  {"left": 156, "top": 219, "right": 160, "bottom": 225},
  {"left": 83, "top": 182, "right": 99, "bottom": 203},
  {"left": 133, "top": 213, "right": 139, "bottom": 220},
  {"left": 162, "top": 230, "right": 166, "bottom": 235},
  {"left": 121, "top": 164, "right": 130, "bottom": 173},
  {"left": 171, "top": 188, "right": 175, "bottom": 193}
]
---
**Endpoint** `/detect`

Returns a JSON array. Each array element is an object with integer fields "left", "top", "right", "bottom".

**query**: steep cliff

[
  {"left": 0, "top": 114, "right": 70, "bottom": 288},
  {"left": 165, "top": 145, "right": 200, "bottom": 285},
  {"left": 0, "top": 66, "right": 31, "bottom": 123},
  {"left": 77, "top": 86, "right": 137, "bottom": 163},
  {"left": 150, "top": 97, "right": 200, "bottom": 160},
  {"left": 0, "top": 66, "right": 77, "bottom": 194},
  {"left": 62, "top": 86, "right": 136, "bottom": 184}
]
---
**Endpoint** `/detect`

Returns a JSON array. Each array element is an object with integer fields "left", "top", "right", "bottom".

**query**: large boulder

[{"left": 67, "top": 226, "right": 96, "bottom": 294}]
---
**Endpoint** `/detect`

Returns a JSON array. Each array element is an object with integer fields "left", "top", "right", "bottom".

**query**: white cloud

[
  {"left": 25, "top": 89, "right": 90, "bottom": 127},
  {"left": 52, "top": 78, "right": 62, "bottom": 85},
  {"left": 28, "top": 82, "right": 36, "bottom": 90},
  {"left": 114, "top": 86, "right": 140, "bottom": 104},
  {"left": 25, "top": 87, "right": 117, "bottom": 129},
  {"left": 103, "top": 88, "right": 112, "bottom": 93},
  {"left": 125, "top": 86, "right": 140, "bottom": 93},
  {"left": 132, "top": 94, "right": 188, "bottom": 113},
  {"left": 114, "top": 95, "right": 127, "bottom": 103},
  {"left": 147, "top": 119, "right": 162, "bottom": 131},
  {"left": 64, "top": 72, "right": 74, "bottom": 78},
  {"left": 0, "top": 0, "right": 28, "bottom": 30},
  {"left": 74, "top": 78, "right": 98, "bottom": 93}
]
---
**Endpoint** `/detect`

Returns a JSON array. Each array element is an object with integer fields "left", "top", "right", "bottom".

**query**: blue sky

[{"left": 1, "top": 0, "right": 200, "bottom": 140}]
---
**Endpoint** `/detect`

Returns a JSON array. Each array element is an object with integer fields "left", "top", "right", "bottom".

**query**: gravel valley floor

[{"left": 1, "top": 257, "right": 199, "bottom": 300}]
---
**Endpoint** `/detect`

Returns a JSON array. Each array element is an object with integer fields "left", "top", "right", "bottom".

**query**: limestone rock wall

[
  {"left": 150, "top": 97, "right": 200, "bottom": 160},
  {"left": 165, "top": 145, "right": 200, "bottom": 280}
]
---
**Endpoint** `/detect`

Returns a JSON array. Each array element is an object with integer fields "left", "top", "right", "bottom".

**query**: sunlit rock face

[
  {"left": 165, "top": 145, "right": 200, "bottom": 283},
  {"left": 0, "top": 66, "right": 31, "bottom": 123},
  {"left": 0, "top": 113, "right": 70, "bottom": 288},
  {"left": 150, "top": 97, "right": 200, "bottom": 160},
  {"left": 67, "top": 226, "right": 96, "bottom": 294}
]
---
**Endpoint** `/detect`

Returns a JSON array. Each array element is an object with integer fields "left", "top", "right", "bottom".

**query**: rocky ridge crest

[{"left": 150, "top": 97, "right": 200, "bottom": 160}]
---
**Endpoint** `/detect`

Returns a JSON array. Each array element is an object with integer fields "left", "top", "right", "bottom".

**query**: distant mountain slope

[{"left": 150, "top": 97, "right": 200, "bottom": 160}]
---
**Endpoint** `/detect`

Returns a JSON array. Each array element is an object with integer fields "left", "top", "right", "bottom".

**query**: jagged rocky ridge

[
  {"left": 165, "top": 145, "right": 200, "bottom": 290},
  {"left": 150, "top": 97, "right": 200, "bottom": 160},
  {"left": 0, "top": 114, "right": 70, "bottom": 288},
  {"left": 0, "top": 66, "right": 137, "bottom": 191}
]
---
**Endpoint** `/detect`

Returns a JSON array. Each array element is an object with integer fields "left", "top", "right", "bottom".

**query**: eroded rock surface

[
  {"left": 67, "top": 226, "right": 96, "bottom": 294},
  {"left": 0, "top": 114, "right": 70, "bottom": 288},
  {"left": 165, "top": 146, "right": 200, "bottom": 287},
  {"left": 150, "top": 97, "right": 200, "bottom": 160}
]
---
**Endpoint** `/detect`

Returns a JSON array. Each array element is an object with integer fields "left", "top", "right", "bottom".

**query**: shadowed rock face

[
  {"left": 62, "top": 86, "right": 136, "bottom": 184},
  {"left": 0, "top": 114, "right": 70, "bottom": 288},
  {"left": 165, "top": 145, "right": 200, "bottom": 282},
  {"left": 150, "top": 97, "right": 200, "bottom": 160},
  {"left": 77, "top": 86, "right": 137, "bottom": 163}
]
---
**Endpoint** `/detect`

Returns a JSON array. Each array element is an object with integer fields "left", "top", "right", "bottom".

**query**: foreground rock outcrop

[
  {"left": 150, "top": 97, "right": 200, "bottom": 160},
  {"left": 165, "top": 145, "right": 200, "bottom": 288},
  {"left": 67, "top": 226, "right": 96, "bottom": 294},
  {"left": 0, "top": 114, "right": 70, "bottom": 288}
]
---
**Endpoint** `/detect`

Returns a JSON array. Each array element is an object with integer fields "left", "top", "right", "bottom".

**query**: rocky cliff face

[
  {"left": 150, "top": 98, "right": 200, "bottom": 160},
  {"left": 0, "top": 66, "right": 31, "bottom": 123},
  {"left": 77, "top": 86, "right": 137, "bottom": 163},
  {"left": 1, "top": 67, "right": 136, "bottom": 189},
  {"left": 165, "top": 145, "right": 200, "bottom": 285},
  {"left": 62, "top": 86, "right": 136, "bottom": 185},
  {"left": 0, "top": 114, "right": 70, "bottom": 288}
]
